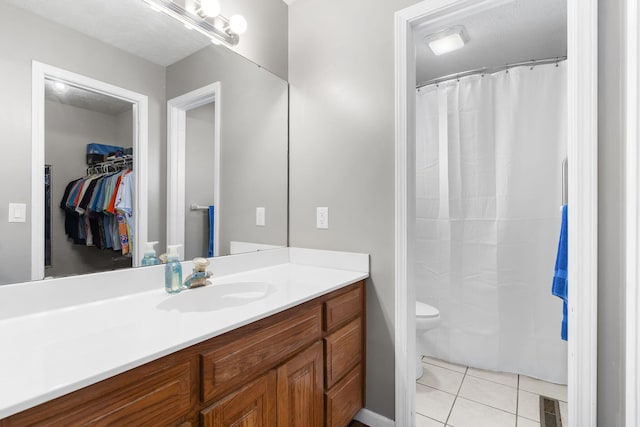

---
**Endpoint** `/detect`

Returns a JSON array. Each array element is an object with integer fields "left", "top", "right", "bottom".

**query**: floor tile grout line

[
  {"left": 444, "top": 365, "right": 467, "bottom": 426},
  {"left": 422, "top": 360, "right": 467, "bottom": 375},
  {"left": 454, "top": 395, "right": 520, "bottom": 419},
  {"left": 452, "top": 365, "right": 520, "bottom": 416},
  {"left": 465, "top": 372, "right": 519, "bottom": 389},
  {"left": 453, "top": 394, "right": 518, "bottom": 416},
  {"left": 424, "top": 356, "right": 521, "bottom": 390},
  {"left": 516, "top": 374, "right": 520, "bottom": 427}
]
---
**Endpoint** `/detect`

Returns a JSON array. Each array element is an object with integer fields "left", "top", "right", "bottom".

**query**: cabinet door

[
  {"left": 201, "top": 371, "right": 276, "bottom": 427},
  {"left": 276, "top": 342, "right": 324, "bottom": 427}
]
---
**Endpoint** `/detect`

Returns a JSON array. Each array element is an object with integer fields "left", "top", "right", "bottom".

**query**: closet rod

[
  {"left": 87, "top": 154, "right": 133, "bottom": 174},
  {"left": 416, "top": 56, "right": 567, "bottom": 89}
]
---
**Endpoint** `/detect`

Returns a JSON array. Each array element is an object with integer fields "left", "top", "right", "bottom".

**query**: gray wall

[
  {"left": 166, "top": 46, "right": 289, "bottom": 257},
  {"left": 289, "top": 0, "right": 628, "bottom": 423},
  {"left": 185, "top": 103, "right": 216, "bottom": 260},
  {"left": 288, "top": 0, "right": 420, "bottom": 419},
  {"left": 45, "top": 101, "right": 132, "bottom": 277},
  {"left": 598, "top": 0, "right": 626, "bottom": 424},
  {"left": 221, "top": 0, "right": 289, "bottom": 80},
  {"left": 116, "top": 109, "right": 133, "bottom": 149},
  {"left": 0, "top": 1, "right": 166, "bottom": 285}
]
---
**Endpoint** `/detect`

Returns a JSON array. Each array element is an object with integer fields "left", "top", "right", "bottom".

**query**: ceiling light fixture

[
  {"left": 141, "top": 0, "right": 247, "bottom": 46},
  {"left": 424, "top": 26, "right": 469, "bottom": 56}
]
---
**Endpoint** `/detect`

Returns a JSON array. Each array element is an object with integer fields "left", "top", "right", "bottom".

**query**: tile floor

[{"left": 416, "top": 356, "right": 568, "bottom": 427}]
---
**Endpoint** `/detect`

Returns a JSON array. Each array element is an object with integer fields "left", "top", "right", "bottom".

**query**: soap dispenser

[
  {"left": 141, "top": 241, "right": 160, "bottom": 266},
  {"left": 165, "top": 244, "right": 183, "bottom": 294}
]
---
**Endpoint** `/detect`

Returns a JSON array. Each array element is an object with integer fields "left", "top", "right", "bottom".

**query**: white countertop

[{"left": 0, "top": 248, "right": 369, "bottom": 419}]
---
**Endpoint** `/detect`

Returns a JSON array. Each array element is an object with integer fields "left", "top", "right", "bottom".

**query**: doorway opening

[{"left": 395, "top": 0, "right": 598, "bottom": 426}]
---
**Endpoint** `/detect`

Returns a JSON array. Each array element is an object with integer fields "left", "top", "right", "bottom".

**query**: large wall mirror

[{"left": 0, "top": 0, "right": 288, "bottom": 286}]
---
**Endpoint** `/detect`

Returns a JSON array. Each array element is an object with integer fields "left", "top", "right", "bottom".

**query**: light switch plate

[
  {"left": 316, "top": 207, "right": 329, "bottom": 229},
  {"left": 8, "top": 203, "right": 27, "bottom": 223},
  {"left": 256, "top": 207, "right": 265, "bottom": 226}
]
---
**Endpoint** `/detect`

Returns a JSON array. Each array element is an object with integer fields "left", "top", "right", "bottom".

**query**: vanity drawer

[
  {"left": 2, "top": 359, "right": 194, "bottom": 426},
  {"left": 324, "top": 365, "right": 363, "bottom": 427},
  {"left": 200, "top": 304, "right": 322, "bottom": 403},
  {"left": 324, "top": 317, "right": 362, "bottom": 389},
  {"left": 324, "top": 285, "right": 363, "bottom": 332}
]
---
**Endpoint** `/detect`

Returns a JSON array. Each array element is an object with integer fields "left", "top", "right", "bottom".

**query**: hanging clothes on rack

[{"left": 60, "top": 156, "right": 134, "bottom": 256}]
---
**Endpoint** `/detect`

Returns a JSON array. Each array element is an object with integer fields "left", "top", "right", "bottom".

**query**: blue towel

[
  {"left": 552, "top": 204, "right": 568, "bottom": 340},
  {"left": 207, "top": 206, "right": 215, "bottom": 257}
]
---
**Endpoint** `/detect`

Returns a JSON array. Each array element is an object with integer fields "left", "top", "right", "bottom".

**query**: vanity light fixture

[
  {"left": 142, "top": 0, "right": 248, "bottom": 46},
  {"left": 200, "top": 0, "right": 221, "bottom": 17},
  {"left": 424, "top": 25, "right": 469, "bottom": 56}
]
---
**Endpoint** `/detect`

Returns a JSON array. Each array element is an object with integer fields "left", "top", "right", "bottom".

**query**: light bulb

[
  {"left": 185, "top": 0, "right": 196, "bottom": 13},
  {"left": 200, "top": 0, "right": 220, "bottom": 17},
  {"left": 229, "top": 14, "right": 247, "bottom": 35}
]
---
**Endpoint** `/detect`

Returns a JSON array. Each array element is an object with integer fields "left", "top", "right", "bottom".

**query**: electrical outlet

[
  {"left": 256, "top": 207, "right": 265, "bottom": 226},
  {"left": 316, "top": 207, "right": 329, "bottom": 229}
]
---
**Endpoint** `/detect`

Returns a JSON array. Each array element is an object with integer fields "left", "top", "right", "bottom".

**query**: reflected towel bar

[
  {"left": 190, "top": 204, "right": 210, "bottom": 211},
  {"left": 562, "top": 158, "right": 568, "bottom": 206}
]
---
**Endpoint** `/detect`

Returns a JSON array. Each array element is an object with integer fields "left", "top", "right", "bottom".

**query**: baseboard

[{"left": 354, "top": 408, "right": 395, "bottom": 427}]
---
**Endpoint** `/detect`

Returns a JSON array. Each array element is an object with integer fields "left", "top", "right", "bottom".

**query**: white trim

[
  {"left": 353, "top": 408, "right": 394, "bottom": 427},
  {"left": 31, "top": 61, "right": 149, "bottom": 278},
  {"left": 394, "top": 1, "right": 598, "bottom": 426},
  {"left": 626, "top": 0, "right": 640, "bottom": 424},
  {"left": 166, "top": 82, "right": 221, "bottom": 260},
  {"left": 31, "top": 62, "right": 46, "bottom": 281},
  {"left": 567, "top": 0, "right": 598, "bottom": 425}
]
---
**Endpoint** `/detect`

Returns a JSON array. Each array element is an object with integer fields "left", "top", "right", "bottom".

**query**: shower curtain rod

[{"left": 416, "top": 56, "right": 568, "bottom": 89}]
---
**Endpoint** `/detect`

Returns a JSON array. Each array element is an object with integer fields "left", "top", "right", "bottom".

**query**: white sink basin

[{"left": 156, "top": 282, "right": 275, "bottom": 312}]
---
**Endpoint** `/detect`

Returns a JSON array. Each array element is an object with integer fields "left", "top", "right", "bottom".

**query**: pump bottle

[
  {"left": 141, "top": 241, "right": 160, "bottom": 266},
  {"left": 165, "top": 245, "right": 183, "bottom": 293}
]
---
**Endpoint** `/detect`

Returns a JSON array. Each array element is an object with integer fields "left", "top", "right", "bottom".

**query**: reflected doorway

[
  {"left": 31, "top": 61, "right": 149, "bottom": 280},
  {"left": 166, "top": 82, "right": 221, "bottom": 261}
]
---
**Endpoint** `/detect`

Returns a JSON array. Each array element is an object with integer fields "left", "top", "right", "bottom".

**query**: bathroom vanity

[{"left": 0, "top": 248, "right": 368, "bottom": 427}]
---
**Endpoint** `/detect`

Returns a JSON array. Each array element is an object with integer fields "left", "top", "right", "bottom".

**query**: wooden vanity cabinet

[{"left": 0, "top": 281, "right": 365, "bottom": 427}]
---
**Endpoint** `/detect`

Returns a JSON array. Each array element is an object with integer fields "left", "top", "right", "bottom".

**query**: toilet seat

[{"left": 416, "top": 301, "right": 439, "bottom": 319}]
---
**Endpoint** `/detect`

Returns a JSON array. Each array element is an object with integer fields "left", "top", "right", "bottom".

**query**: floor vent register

[{"left": 539, "top": 395, "right": 563, "bottom": 427}]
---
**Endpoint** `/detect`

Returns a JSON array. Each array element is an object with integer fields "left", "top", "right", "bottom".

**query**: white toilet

[{"left": 415, "top": 301, "right": 441, "bottom": 379}]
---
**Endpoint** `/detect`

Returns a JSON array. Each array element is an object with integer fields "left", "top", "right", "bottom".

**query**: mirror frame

[{"left": 31, "top": 61, "right": 149, "bottom": 278}]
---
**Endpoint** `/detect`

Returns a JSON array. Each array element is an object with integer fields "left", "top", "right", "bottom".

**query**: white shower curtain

[{"left": 415, "top": 62, "right": 568, "bottom": 384}]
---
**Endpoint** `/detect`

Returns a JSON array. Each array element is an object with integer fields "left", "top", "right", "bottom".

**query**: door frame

[
  {"left": 31, "top": 61, "right": 149, "bottom": 278},
  {"left": 626, "top": 0, "right": 640, "bottom": 424},
  {"left": 166, "top": 82, "right": 221, "bottom": 259},
  {"left": 394, "top": 1, "right": 599, "bottom": 426}
]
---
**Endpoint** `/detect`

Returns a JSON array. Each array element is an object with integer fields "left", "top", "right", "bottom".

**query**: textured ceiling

[
  {"left": 45, "top": 79, "right": 133, "bottom": 116},
  {"left": 3, "top": 0, "right": 212, "bottom": 66},
  {"left": 415, "top": 0, "right": 567, "bottom": 84}
]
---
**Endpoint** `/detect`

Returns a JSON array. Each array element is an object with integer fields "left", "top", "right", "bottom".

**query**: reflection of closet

[
  {"left": 60, "top": 155, "right": 134, "bottom": 257},
  {"left": 44, "top": 91, "right": 134, "bottom": 277}
]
